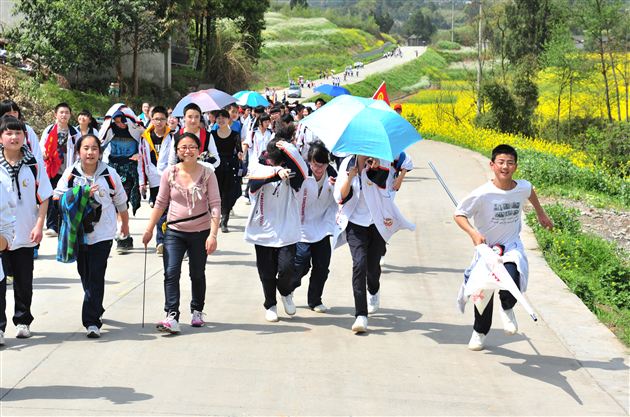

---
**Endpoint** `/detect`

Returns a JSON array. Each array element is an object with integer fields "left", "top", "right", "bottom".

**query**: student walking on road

[
  {"left": 40, "top": 103, "right": 81, "bottom": 237},
  {"left": 142, "top": 132, "right": 221, "bottom": 334},
  {"left": 244, "top": 136, "right": 307, "bottom": 322},
  {"left": 0, "top": 117, "right": 52, "bottom": 341},
  {"left": 292, "top": 141, "right": 338, "bottom": 312},
  {"left": 334, "top": 154, "right": 415, "bottom": 333},
  {"left": 454, "top": 144, "right": 553, "bottom": 351},
  {"left": 54, "top": 134, "right": 129, "bottom": 338},
  {"left": 211, "top": 109, "right": 243, "bottom": 233}
]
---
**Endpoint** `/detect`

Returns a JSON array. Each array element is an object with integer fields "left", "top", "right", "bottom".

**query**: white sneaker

[
  {"left": 191, "top": 310, "right": 205, "bottom": 327},
  {"left": 468, "top": 330, "right": 486, "bottom": 351},
  {"left": 86, "top": 325, "right": 100, "bottom": 338},
  {"left": 499, "top": 308, "right": 518, "bottom": 335},
  {"left": 45, "top": 229, "right": 58, "bottom": 237},
  {"left": 156, "top": 312, "right": 181, "bottom": 333},
  {"left": 156, "top": 243, "right": 164, "bottom": 256},
  {"left": 265, "top": 306, "right": 279, "bottom": 322},
  {"left": 352, "top": 315, "right": 368, "bottom": 333},
  {"left": 281, "top": 294, "right": 296, "bottom": 316},
  {"left": 0, "top": 330, "right": 4, "bottom": 345},
  {"left": 312, "top": 304, "right": 328, "bottom": 313},
  {"left": 367, "top": 291, "right": 380, "bottom": 314},
  {"left": 16, "top": 324, "right": 31, "bottom": 338}
]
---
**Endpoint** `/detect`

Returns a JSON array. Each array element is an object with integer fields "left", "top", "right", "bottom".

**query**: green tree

[
  {"left": 9, "top": 0, "right": 116, "bottom": 82},
  {"left": 373, "top": 9, "right": 394, "bottom": 33},
  {"left": 403, "top": 9, "right": 436, "bottom": 41},
  {"left": 290, "top": 0, "right": 308, "bottom": 8}
]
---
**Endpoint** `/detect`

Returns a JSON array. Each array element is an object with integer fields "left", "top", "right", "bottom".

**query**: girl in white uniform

[
  {"left": 0, "top": 116, "right": 52, "bottom": 340},
  {"left": 54, "top": 134, "right": 129, "bottom": 338},
  {"left": 244, "top": 134, "right": 308, "bottom": 322},
  {"left": 292, "top": 140, "right": 338, "bottom": 312}
]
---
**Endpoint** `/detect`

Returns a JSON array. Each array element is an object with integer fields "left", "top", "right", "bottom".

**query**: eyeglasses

[{"left": 177, "top": 145, "right": 199, "bottom": 152}]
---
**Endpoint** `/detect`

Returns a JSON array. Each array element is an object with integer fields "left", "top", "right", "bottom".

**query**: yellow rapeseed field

[{"left": 401, "top": 91, "right": 593, "bottom": 168}]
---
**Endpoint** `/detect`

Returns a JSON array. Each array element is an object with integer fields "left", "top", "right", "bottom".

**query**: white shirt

[
  {"left": 455, "top": 179, "right": 532, "bottom": 246},
  {"left": 0, "top": 156, "right": 52, "bottom": 250},
  {"left": 297, "top": 170, "right": 338, "bottom": 243},
  {"left": 54, "top": 161, "right": 128, "bottom": 245},
  {"left": 244, "top": 128, "right": 273, "bottom": 171},
  {"left": 0, "top": 176, "right": 16, "bottom": 280}
]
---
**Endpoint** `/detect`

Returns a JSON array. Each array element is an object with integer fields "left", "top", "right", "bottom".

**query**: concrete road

[
  {"left": 1, "top": 140, "right": 628, "bottom": 416},
  {"left": 275, "top": 46, "right": 427, "bottom": 103}
]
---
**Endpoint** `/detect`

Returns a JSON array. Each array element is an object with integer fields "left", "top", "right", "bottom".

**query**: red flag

[{"left": 372, "top": 81, "right": 390, "bottom": 105}]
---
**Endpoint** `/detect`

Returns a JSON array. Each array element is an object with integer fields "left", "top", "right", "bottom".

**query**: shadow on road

[
  {"left": 382, "top": 264, "right": 464, "bottom": 275},
  {"left": 486, "top": 345, "right": 629, "bottom": 405},
  {"left": 0, "top": 385, "right": 153, "bottom": 404}
]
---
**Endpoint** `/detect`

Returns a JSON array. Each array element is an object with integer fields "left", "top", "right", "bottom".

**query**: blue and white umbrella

[
  {"left": 233, "top": 90, "right": 270, "bottom": 107},
  {"left": 300, "top": 95, "right": 422, "bottom": 162},
  {"left": 313, "top": 84, "right": 350, "bottom": 97}
]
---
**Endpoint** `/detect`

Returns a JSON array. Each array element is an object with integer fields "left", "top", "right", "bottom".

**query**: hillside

[{"left": 253, "top": 12, "right": 395, "bottom": 89}]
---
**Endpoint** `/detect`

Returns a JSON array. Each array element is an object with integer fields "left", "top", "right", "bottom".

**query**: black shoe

[
  {"left": 116, "top": 236, "right": 133, "bottom": 254},
  {"left": 221, "top": 223, "right": 229, "bottom": 233}
]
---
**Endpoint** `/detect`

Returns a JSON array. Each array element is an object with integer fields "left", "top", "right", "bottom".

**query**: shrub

[{"left": 435, "top": 40, "right": 462, "bottom": 50}]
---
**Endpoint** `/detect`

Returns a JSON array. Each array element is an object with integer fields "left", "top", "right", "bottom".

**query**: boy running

[{"left": 454, "top": 144, "right": 553, "bottom": 350}]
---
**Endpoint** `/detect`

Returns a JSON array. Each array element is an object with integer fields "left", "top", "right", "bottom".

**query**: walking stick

[
  {"left": 428, "top": 161, "right": 459, "bottom": 207},
  {"left": 142, "top": 245, "right": 147, "bottom": 328}
]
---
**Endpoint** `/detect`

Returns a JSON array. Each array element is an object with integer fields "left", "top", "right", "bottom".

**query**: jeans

[
  {"left": 346, "top": 222, "right": 386, "bottom": 317},
  {"left": 254, "top": 244, "right": 296, "bottom": 310},
  {"left": 0, "top": 247, "right": 35, "bottom": 331},
  {"left": 77, "top": 240, "right": 112, "bottom": 328},
  {"left": 163, "top": 228, "right": 210, "bottom": 320},
  {"left": 293, "top": 236, "right": 331, "bottom": 308},
  {"left": 474, "top": 262, "right": 520, "bottom": 335},
  {"left": 46, "top": 174, "right": 61, "bottom": 232}
]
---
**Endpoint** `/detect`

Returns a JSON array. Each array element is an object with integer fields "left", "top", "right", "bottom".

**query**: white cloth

[
  {"left": 54, "top": 161, "right": 128, "bottom": 245},
  {"left": 0, "top": 176, "right": 16, "bottom": 280},
  {"left": 244, "top": 143, "right": 308, "bottom": 248},
  {"left": 0, "top": 157, "right": 52, "bottom": 250},
  {"left": 333, "top": 156, "right": 415, "bottom": 247},
  {"left": 297, "top": 170, "right": 338, "bottom": 243},
  {"left": 244, "top": 128, "right": 273, "bottom": 172}
]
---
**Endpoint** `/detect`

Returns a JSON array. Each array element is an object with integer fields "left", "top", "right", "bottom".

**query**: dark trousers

[
  {"left": 293, "top": 236, "right": 331, "bottom": 308},
  {"left": 77, "top": 240, "right": 112, "bottom": 328},
  {"left": 46, "top": 174, "right": 61, "bottom": 232},
  {"left": 473, "top": 262, "right": 520, "bottom": 335},
  {"left": 255, "top": 244, "right": 296, "bottom": 310},
  {"left": 163, "top": 228, "right": 209, "bottom": 320},
  {"left": 346, "top": 222, "right": 386, "bottom": 317},
  {"left": 0, "top": 247, "right": 35, "bottom": 331},
  {"left": 150, "top": 187, "right": 166, "bottom": 245}
]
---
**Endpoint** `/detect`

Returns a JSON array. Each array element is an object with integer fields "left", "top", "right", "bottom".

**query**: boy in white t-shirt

[{"left": 454, "top": 144, "right": 553, "bottom": 351}]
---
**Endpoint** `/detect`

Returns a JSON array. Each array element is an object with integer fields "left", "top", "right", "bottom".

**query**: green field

[{"left": 253, "top": 12, "right": 395, "bottom": 89}]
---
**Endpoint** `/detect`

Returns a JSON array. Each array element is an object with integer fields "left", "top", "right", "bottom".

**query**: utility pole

[
  {"left": 451, "top": 0, "right": 455, "bottom": 43},
  {"left": 476, "top": 0, "right": 483, "bottom": 117}
]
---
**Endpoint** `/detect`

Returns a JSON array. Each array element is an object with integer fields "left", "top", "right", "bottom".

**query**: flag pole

[{"left": 428, "top": 161, "right": 459, "bottom": 206}]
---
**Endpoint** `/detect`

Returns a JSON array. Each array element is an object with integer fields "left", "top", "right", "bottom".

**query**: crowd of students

[{"left": 0, "top": 96, "right": 552, "bottom": 352}]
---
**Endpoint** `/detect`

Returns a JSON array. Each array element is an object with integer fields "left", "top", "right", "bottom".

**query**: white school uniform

[
  {"left": 25, "top": 124, "right": 44, "bottom": 164},
  {"left": 333, "top": 156, "right": 415, "bottom": 246},
  {"left": 244, "top": 143, "right": 308, "bottom": 247},
  {"left": 0, "top": 176, "right": 16, "bottom": 280},
  {"left": 53, "top": 161, "right": 128, "bottom": 245},
  {"left": 40, "top": 124, "right": 81, "bottom": 173},
  {"left": 0, "top": 150, "right": 53, "bottom": 250},
  {"left": 166, "top": 129, "right": 221, "bottom": 170},
  {"left": 139, "top": 127, "right": 174, "bottom": 188},
  {"left": 297, "top": 167, "right": 338, "bottom": 243},
  {"left": 454, "top": 179, "right": 532, "bottom": 291},
  {"left": 244, "top": 128, "right": 274, "bottom": 172}
]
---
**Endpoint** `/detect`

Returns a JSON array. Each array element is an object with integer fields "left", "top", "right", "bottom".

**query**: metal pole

[
  {"left": 142, "top": 246, "right": 147, "bottom": 328},
  {"left": 428, "top": 161, "right": 459, "bottom": 207}
]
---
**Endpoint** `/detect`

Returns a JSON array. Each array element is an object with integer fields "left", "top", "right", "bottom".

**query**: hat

[{"left": 393, "top": 103, "right": 402, "bottom": 111}]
